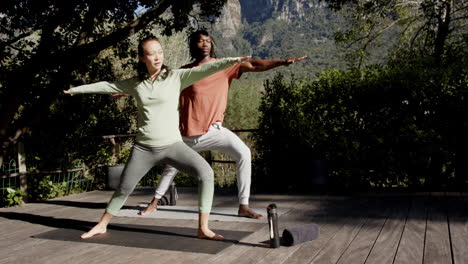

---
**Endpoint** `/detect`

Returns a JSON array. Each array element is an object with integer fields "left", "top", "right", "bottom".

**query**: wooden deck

[{"left": 0, "top": 188, "right": 467, "bottom": 264}]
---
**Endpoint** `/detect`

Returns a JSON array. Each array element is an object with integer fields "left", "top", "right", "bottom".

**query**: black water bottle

[
  {"left": 169, "top": 182, "right": 177, "bottom": 206},
  {"left": 267, "top": 204, "right": 280, "bottom": 248}
]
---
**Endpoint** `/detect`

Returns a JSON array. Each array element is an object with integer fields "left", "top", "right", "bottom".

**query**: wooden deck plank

[
  {"left": 310, "top": 217, "right": 367, "bottom": 264},
  {"left": 334, "top": 197, "right": 391, "bottom": 264},
  {"left": 447, "top": 192, "right": 468, "bottom": 264},
  {"left": 311, "top": 196, "right": 387, "bottom": 264},
  {"left": 1, "top": 190, "right": 467, "bottom": 264},
  {"left": 393, "top": 193, "right": 428, "bottom": 264},
  {"left": 361, "top": 195, "right": 410, "bottom": 264},
  {"left": 0, "top": 205, "right": 111, "bottom": 262},
  {"left": 423, "top": 192, "right": 453, "bottom": 264},
  {"left": 40, "top": 242, "right": 179, "bottom": 264},
  {"left": 283, "top": 196, "right": 368, "bottom": 264},
  {"left": 284, "top": 218, "right": 347, "bottom": 264}
]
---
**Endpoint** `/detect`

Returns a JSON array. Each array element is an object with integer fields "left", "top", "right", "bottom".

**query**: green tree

[
  {"left": 326, "top": 0, "right": 467, "bottom": 67},
  {"left": 0, "top": 0, "right": 227, "bottom": 167}
]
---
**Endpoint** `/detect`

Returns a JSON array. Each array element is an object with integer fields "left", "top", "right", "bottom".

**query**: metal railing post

[{"left": 17, "top": 141, "right": 28, "bottom": 202}]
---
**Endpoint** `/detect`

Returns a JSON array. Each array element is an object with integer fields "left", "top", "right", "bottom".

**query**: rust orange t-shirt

[{"left": 179, "top": 58, "right": 241, "bottom": 136}]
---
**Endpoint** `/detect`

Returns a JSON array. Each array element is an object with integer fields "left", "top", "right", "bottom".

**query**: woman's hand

[{"left": 63, "top": 90, "right": 72, "bottom": 94}]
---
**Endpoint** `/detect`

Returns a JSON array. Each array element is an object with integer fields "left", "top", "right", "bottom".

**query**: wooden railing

[{"left": 1, "top": 128, "right": 257, "bottom": 200}]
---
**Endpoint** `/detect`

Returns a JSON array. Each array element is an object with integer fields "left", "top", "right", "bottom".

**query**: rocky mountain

[
  {"left": 239, "top": 0, "right": 327, "bottom": 23},
  {"left": 207, "top": 0, "right": 346, "bottom": 77},
  {"left": 212, "top": 0, "right": 242, "bottom": 38},
  {"left": 213, "top": 0, "right": 330, "bottom": 38}
]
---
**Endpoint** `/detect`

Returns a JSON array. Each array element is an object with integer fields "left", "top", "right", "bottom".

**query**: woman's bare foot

[
  {"left": 139, "top": 198, "right": 159, "bottom": 216},
  {"left": 238, "top": 205, "right": 263, "bottom": 219},
  {"left": 197, "top": 228, "right": 224, "bottom": 241},
  {"left": 81, "top": 224, "right": 107, "bottom": 239}
]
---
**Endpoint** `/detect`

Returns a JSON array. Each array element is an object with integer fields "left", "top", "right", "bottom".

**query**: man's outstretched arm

[{"left": 239, "top": 56, "right": 307, "bottom": 73}]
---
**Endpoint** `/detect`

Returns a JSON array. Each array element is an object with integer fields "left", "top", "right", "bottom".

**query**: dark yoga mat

[
  {"left": 281, "top": 223, "right": 320, "bottom": 246},
  {"left": 32, "top": 223, "right": 253, "bottom": 254}
]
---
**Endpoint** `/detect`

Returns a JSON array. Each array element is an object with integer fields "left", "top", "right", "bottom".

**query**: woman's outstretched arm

[
  {"left": 63, "top": 77, "right": 139, "bottom": 95},
  {"left": 178, "top": 56, "right": 251, "bottom": 90}
]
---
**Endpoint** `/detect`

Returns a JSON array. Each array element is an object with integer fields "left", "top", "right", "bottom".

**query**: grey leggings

[{"left": 106, "top": 141, "right": 214, "bottom": 215}]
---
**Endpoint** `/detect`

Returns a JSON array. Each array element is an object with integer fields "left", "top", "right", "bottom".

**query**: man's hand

[
  {"left": 282, "top": 56, "right": 308, "bottom": 66},
  {"left": 234, "top": 56, "right": 252, "bottom": 64},
  {"left": 239, "top": 56, "right": 308, "bottom": 73}
]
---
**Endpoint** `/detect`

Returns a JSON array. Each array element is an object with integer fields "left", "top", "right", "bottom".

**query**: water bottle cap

[
  {"left": 267, "top": 204, "right": 278, "bottom": 214},
  {"left": 267, "top": 204, "right": 277, "bottom": 209}
]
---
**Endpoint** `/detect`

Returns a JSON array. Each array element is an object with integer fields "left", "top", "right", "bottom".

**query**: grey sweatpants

[
  {"left": 154, "top": 122, "right": 252, "bottom": 205},
  {"left": 106, "top": 141, "right": 214, "bottom": 215}
]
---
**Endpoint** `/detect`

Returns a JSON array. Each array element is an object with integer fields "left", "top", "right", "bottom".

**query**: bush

[
  {"left": 255, "top": 63, "right": 468, "bottom": 191},
  {"left": 27, "top": 175, "right": 70, "bottom": 202},
  {"left": 0, "top": 188, "right": 25, "bottom": 207}
]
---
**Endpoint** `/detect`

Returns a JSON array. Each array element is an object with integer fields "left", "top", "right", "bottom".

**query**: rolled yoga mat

[{"left": 281, "top": 223, "right": 320, "bottom": 246}]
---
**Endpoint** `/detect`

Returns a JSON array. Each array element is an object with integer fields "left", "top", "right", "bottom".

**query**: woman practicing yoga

[{"left": 64, "top": 36, "right": 250, "bottom": 240}]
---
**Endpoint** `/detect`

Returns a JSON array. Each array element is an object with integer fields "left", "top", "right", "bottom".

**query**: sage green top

[{"left": 70, "top": 57, "right": 241, "bottom": 147}]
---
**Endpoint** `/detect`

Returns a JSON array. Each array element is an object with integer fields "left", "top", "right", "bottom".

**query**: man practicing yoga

[{"left": 140, "top": 30, "right": 306, "bottom": 219}]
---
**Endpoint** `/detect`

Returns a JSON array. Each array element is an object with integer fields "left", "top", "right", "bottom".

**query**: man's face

[{"left": 196, "top": 34, "right": 212, "bottom": 57}]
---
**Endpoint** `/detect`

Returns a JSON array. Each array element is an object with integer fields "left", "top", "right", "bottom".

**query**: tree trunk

[{"left": 434, "top": 1, "right": 452, "bottom": 64}]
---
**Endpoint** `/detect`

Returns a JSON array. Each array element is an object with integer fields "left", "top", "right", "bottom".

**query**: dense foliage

[{"left": 255, "top": 57, "right": 467, "bottom": 190}]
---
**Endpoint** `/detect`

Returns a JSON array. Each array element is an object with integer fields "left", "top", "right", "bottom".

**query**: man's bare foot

[
  {"left": 238, "top": 205, "right": 263, "bottom": 219},
  {"left": 139, "top": 198, "right": 159, "bottom": 216},
  {"left": 197, "top": 228, "right": 224, "bottom": 241},
  {"left": 81, "top": 225, "right": 107, "bottom": 239}
]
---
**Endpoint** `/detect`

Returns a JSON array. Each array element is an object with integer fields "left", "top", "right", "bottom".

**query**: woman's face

[{"left": 140, "top": 40, "right": 164, "bottom": 74}]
